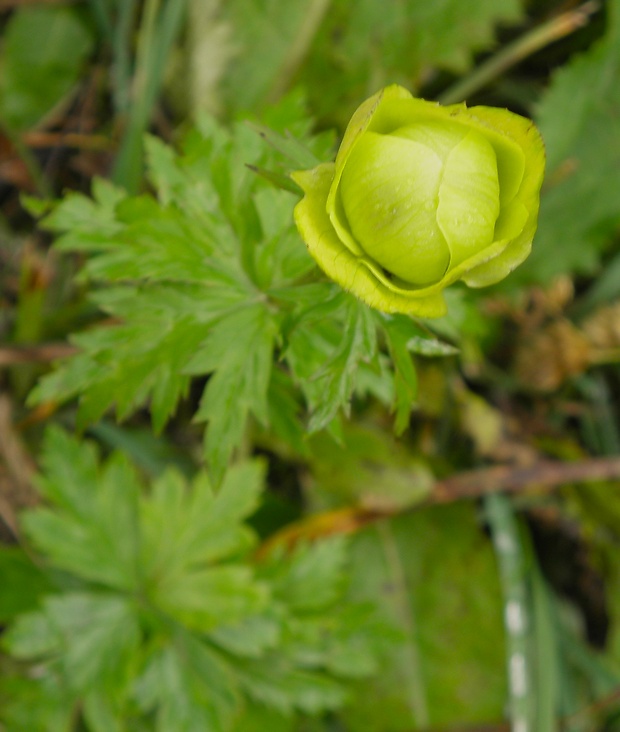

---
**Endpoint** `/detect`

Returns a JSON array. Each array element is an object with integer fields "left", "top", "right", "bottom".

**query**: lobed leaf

[{"left": 4, "top": 429, "right": 384, "bottom": 728}]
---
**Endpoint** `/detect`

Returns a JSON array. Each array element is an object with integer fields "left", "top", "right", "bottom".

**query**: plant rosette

[{"left": 292, "top": 84, "right": 545, "bottom": 317}]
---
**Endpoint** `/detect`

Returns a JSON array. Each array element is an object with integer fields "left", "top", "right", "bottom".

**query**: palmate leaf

[
  {"left": 152, "top": 565, "right": 268, "bottom": 633},
  {"left": 209, "top": 613, "right": 281, "bottom": 659},
  {"left": 0, "top": 671, "right": 76, "bottom": 732},
  {"left": 238, "top": 538, "right": 392, "bottom": 716},
  {"left": 3, "top": 428, "right": 384, "bottom": 730},
  {"left": 233, "top": 658, "right": 347, "bottom": 715},
  {"left": 30, "top": 113, "right": 302, "bottom": 477},
  {"left": 140, "top": 462, "right": 264, "bottom": 575},
  {"left": 30, "top": 97, "right": 447, "bottom": 475},
  {"left": 263, "top": 536, "right": 349, "bottom": 612},
  {"left": 7, "top": 593, "right": 141, "bottom": 694},
  {"left": 134, "top": 632, "right": 241, "bottom": 732},
  {"left": 284, "top": 293, "right": 380, "bottom": 433},
  {"left": 307, "top": 298, "right": 378, "bottom": 432},
  {"left": 282, "top": 289, "right": 451, "bottom": 437},
  {"left": 30, "top": 101, "right": 380, "bottom": 479},
  {"left": 24, "top": 429, "right": 141, "bottom": 590},
  {"left": 39, "top": 177, "right": 125, "bottom": 249},
  {"left": 140, "top": 462, "right": 270, "bottom": 632},
  {"left": 188, "top": 303, "right": 279, "bottom": 484},
  {"left": 0, "top": 547, "right": 53, "bottom": 622},
  {"left": 380, "top": 315, "right": 420, "bottom": 435}
]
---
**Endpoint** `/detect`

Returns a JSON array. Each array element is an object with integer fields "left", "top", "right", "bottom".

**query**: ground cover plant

[{"left": 2, "top": 0, "right": 620, "bottom": 730}]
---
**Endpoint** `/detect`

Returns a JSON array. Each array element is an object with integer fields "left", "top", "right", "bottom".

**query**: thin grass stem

[{"left": 439, "top": 1, "right": 600, "bottom": 104}]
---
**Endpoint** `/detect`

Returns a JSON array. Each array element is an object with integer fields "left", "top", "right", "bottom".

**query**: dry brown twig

[
  {"left": 0, "top": 0, "right": 82, "bottom": 9},
  {"left": 258, "top": 455, "right": 620, "bottom": 558},
  {"left": 432, "top": 457, "right": 620, "bottom": 503},
  {"left": 21, "top": 131, "right": 112, "bottom": 152},
  {"left": 0, "top": 342, "right": 78, "bottom": 368}
]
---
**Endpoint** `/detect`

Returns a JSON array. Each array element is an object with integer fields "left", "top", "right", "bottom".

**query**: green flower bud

[{"left": 292, "top": 85, "right": 545, "bottom": 316}]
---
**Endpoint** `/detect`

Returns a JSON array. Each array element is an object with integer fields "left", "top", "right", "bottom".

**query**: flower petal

[
  {"left": 292, "top": 164, "right": 448, "bottom": 316},
  {"left": 456, "top": 106, "right": 545, "bottom": 287},
  {"left": 437, "top": 128, "right": 500, "bottom": 269},
  {"left": 339, "top": 131, "right": 449, "bottom": 285}
]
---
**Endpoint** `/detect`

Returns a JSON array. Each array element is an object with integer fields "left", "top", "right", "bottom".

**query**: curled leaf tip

[{"left": 293, "top": 84, "right": 545, "bottom": 316}]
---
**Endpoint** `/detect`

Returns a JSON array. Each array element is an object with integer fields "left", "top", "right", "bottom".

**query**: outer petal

[
  {"left": 326, "top": 85, "right": 413, "bottom": 256},
  {"left": 292, "top": 164, "right": 448, "bottom": 317},
  {"left": 334, "top": 85, "right": 413, "bottom": 172},
  {"left": 454, "top": 106, "right": 545, "bottom": 287},
  {"left": 327, "top": 86, "right": 452, "bottom": 232}
]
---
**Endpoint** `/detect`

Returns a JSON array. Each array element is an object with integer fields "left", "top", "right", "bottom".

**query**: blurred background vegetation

[{"left": 2, "top": 0, "right": 620, "bottom": 730}]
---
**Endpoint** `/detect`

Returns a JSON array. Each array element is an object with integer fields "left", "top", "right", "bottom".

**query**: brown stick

[
  {"left": 432, "top": 457, "right": 620, "bottom": 503},
  {"left": 0, "top": 0, "right": 82, "bottom": 8},
  {"left": 0, "top": 342, "right": 78, "bottom": 367},
  {"left": 564, "top": 685, "right": 620, "bottom": 725},
  {"left": 258, "top": 455, "right": 620, "bottom": 557},
  {"left": 21, "top": 131, "right": 113, "bottom": 152}
]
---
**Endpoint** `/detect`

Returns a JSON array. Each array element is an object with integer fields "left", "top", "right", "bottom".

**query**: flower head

[{"left": 292, "top": 85, "right": 545, "bottom": 316}]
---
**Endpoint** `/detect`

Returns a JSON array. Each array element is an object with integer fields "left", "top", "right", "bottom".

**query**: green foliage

[
  {"left": 318, "top": 0, "right": 523, "bottom": 81},
  {"left": 110, "top": 0, "right": 189, "bottom": 192},
  {"left": 220, "top": 0, "right": 524, "bottom": 121},
  {"left": 0, "top": 5, "right": 95, "bottom": 131},
  {"left": 312, "top": 0, "right": 522, "bottom": 124},
  {"left": 519, "top": 0, "right": 620, "bottom": 283},
  {"left": 222, "top": 0, "right": 330, "bottom": 113},
  {"left": 307, "top": 421, "right": 433, "bottom": 510},
  {"left": 0, "top": 427, "right": 384, "bottom": 731},
  {"left": 0, "top": 548, "right": 53, "bottom": 623},
  {"left": 28, "top": 105, "right": 444, "bottom": 482},
  {"left": 342, "top": 506, "right": 507, "bottom": 730},
  {"left": 5, "top": 2, "right": 620, "bottom": 731}
]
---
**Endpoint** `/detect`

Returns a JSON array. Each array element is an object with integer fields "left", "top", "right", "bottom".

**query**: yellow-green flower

[{"left": 292, "top": 85, "right": 545, "bottom": 317}]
